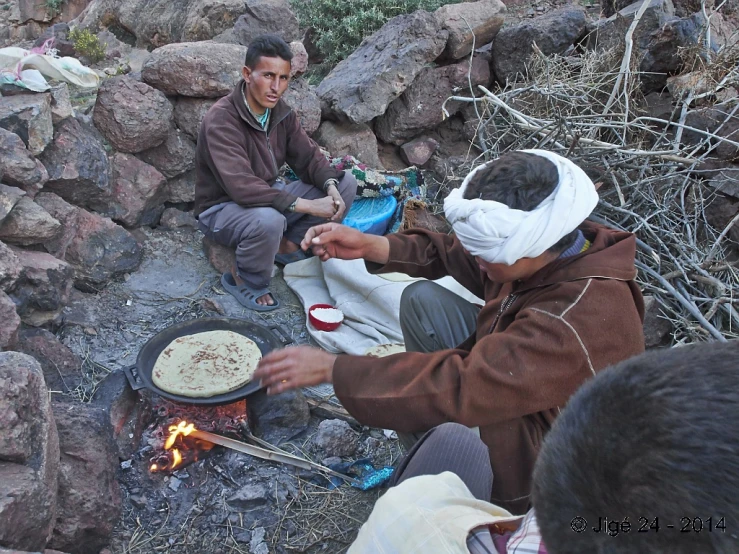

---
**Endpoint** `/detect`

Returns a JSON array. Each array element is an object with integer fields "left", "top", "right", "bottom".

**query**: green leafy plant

[
  {"left": 68, "top": 27, "right": 106, "bottom": 63},
  {"left": 45, "top": 0, "right": 65, "bottom": 16},
  {"left": 291, "top": 0, "right": 465, "bottom": 70}
]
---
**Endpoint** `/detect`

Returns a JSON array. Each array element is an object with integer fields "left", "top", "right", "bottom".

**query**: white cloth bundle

[{"left": 443, "top": 150, "right": 598, "bottom": 265}]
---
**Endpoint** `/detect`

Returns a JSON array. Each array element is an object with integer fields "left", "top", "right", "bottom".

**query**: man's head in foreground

[
  {"left": 444, "top": 150, "right": 599, "bottom": 282},
  {"left": 242, "top": 34, "right": 293, "bottom": 114},
  {"left": 533, "top": 339, "right": 739, "bottom": 554}
]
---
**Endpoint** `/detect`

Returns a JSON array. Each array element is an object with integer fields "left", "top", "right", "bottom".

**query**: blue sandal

[{"left": 220, "top": 273, "right": 280, "bottom": 312}]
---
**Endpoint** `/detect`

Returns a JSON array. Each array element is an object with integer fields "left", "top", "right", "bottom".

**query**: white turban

[{"left": 443, "top": 150, "right": 598, "bottom": 265}]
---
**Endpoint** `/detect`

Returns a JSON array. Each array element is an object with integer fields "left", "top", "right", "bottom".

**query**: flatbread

[{"left": 152, "top": 330, "right": 262, "bottom": 398}]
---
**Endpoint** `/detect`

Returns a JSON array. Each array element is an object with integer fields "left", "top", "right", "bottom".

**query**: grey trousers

[
  {"left": 397, "top": 280, "right": 481, "bottom": 449},
  {"left": 198, "top": 174, "right": 357, "bottom": 289}
]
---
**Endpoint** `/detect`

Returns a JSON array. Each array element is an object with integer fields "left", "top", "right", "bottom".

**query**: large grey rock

[
  {"left": 7, "top": 249, "right": 74, "bottom": 326},
  {"left": 142, "top": 41, "right": 247, "bottom": 97},
  {"left": 683, "top": 105, "right": 739, "bottom": 162},
  {"left": 49, "top": 83, "right": 74, "bottom": 124},
  {"left": 36, "top": 193, "right": 144, "bottom": 292},
  {"left": 16, "top": 328, "right": 82, "bottom": 393},
  {"left": 74, "top": 0, "right": 250, "bottom": 49},
  {"left": 0, "top": 291, "right": 20, "bottom": 349},
  {"left": 493, "top": 7, "right": 589, "bottom": 83},
  {"left": 281, "top": 78, "right": 321, "bottom": 136},
  {"left": 137, "top": 126, "right": 196, "bottom": 179},
  {"left": 0, "top": 128, "right": 49, "bottom": 196},
  {"left": 704, "top": 193, "right": 739, "bottom": 245},
  {"left": 174, "top": 97, "right": 217, "bottom": 141},
  {"left": 107, "top": 153, "right": 168, "bottom": 227},
  {"left": 0, "top": 241, "right": 21, "bottom": 292},
  {"left": 232, "top": 0, "right": 300, "bottom": 45},
  {"left": 0, "top": 196, "right": 61, "bottom": 246},
  {"left": 313, "top": 419, "right": 358, "bottom": 458},
  {"left": 435, "top": 0, "right": 506, "bottom": 60},
  {"left": 0, "top": 93, "right": 53, "bottom": 156},
  {"left": 0, "top": 184, "right": 26, "bottom": 225},
  {"left": 48, "top": 403, "right": 121, "bottom": 554},
  {"left": 401, "top": 137, "right": 439, "bottom": 166},
  {"left": 0, "top": 352, "right": 59, "bottom": 550},
  {"left": 376, "top": 56, "right": 491, "bottom": 145},
  {"left": 166, "top": 170, "right": 196, "bottom": 203},
  {"left": 642, "top": 295, "right": 673, "bottom": 348},
  {"left": 39, "top": 117, "right": 112, "bottom": 211},
  {"left": 289, "top": 41, "right": 308, "bottom": 78},
  {"left": 314, "top": 121, "right": 383, "bottom": 169},
  {"left": 93, "top": 76, "right": 172, "bottom": 153},
  {"left": 316, "top": 11, "right": 448, "bottom": 124},
  {"left": 247, "top": 389, "right": 310, "bottom": 445},
  {"left": 160, "top": 207, "right": 197, "bottom": 229}
]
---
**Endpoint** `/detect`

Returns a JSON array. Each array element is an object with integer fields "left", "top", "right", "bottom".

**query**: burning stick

[{"left": 159, "top": 421, "right": 360, "bottom": 486}]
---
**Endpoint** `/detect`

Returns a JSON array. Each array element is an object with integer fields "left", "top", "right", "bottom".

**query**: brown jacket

[
  {"left": 332, "top": 221, "right": 645, "bottom": 513},
  {"left": 194, "top": 81, "right": 343, "bottom": 217}
]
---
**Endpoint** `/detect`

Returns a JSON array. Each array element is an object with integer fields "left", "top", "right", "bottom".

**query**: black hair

[
  {"left": 532, "top": 340, "right": 739, "bottom": 554},
  {"left": 462, "top": 151, "right": 578, "bottom": 255},
  {"left": 244, "top": 34, "right": 293, "bottom": 68}
]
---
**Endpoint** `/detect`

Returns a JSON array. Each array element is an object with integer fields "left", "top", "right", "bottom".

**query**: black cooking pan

[{"left": 122, "top": 317, "right": 292, "bottom": 405}]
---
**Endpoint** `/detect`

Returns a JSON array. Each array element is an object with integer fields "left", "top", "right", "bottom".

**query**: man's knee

[
  {"left": 240, "top": 208, "right": 286, "bottom": 239},
  {"left": 400, "top": 281, "right": 440, "bottom": 318},
  {"left": 425, "top": 423, "right": 487, "bottom": 458}
]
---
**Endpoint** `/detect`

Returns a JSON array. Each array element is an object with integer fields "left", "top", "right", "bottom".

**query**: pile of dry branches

[{"left": 444, "top": 7, "right": 739, "bottom": 344}]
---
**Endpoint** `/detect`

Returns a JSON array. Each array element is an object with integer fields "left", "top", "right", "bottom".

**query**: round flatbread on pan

[{"left": 152, "top": 330, "right": 262, "bottom": 398}]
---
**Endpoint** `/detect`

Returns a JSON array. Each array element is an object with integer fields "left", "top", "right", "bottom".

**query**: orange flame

[{"left": 150, "top": 421, "right": 198, "bottom": 473}]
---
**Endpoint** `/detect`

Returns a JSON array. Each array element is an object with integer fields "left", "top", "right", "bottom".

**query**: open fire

[{"left": 149, "top": 420, "right": 215, "bottom": 473}]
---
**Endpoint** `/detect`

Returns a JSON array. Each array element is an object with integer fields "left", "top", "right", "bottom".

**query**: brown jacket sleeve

[
  {"left": 204, "top": 116, "right": 297, "bottom": 211},
  {"left": 283, "top": 112, "right": 343, "bottom": 188},
  {"left": 333, "top": 282, "right": 609, "bottom": 433},
  {"left": 366, "top": 230, "right": 485, "bottom": 299}
]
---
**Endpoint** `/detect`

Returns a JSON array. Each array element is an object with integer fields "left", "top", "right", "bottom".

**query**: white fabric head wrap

[{"left": 443, "top": 150, "right": 598, "bottom": 265}]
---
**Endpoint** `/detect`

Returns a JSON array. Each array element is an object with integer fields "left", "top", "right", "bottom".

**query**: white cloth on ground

[
  {"left": 443, "top": 149, "right": 598, "bottom": 265},
  {"left": 0, "top": 46, "right": 99, "bottom": 91}
]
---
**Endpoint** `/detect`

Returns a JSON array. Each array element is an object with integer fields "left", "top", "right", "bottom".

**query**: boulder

[
  {"left": 589, "top": 0, "right": 675, "bottom": 53},
  {"left": 47, "top": 403, "right": 121, "bottom": 554},
  {"left": 141, "top": 41, "right": 247, "bottom": 98},
  {"left": 492, "top": 7, "right": 589, "bottom": 83},
  {"left": 107, "top": 153, "right": 168, "bottom": 227},
  {"left": 7, "top": 249, "right": 74, "bottom": 326},
  {"left": 0, "top": 196, "right": 61, "bottom": 247},
  {"left": 93, "top": 76, "right": 172, "bottom": 153},
  {"left": 0, "top": 352, "right": 59, "bottom": 550},
  {"left": 174, "top": 97, "right": 218, "bottom": 141},
  {"left": 16, "top": 328, "right": 82, "bottom": 393},
  {"left": 32, "top": 23, "right": 76, "bottom": 58},
  {"left": 704, "top": 193, "right": 739, "bottom": 245},
  {"left": 0, "top": 184, "right": 26, "bottom": 224},
  {"left": 376, "top": 56, "right": 491, "bottom": 145},
  {"left": 683, "top": 105, "right": 739, "bottom": 162},
  {"left": 91, "top": 369, "right": 153, "bottom": 460},
  {"left": 0, "top": 241, "right": 22, "bottom": 292},
  {"left": 49, "top": 84, "right": 74, "bottom": 125},
  {"left": 74, "top": 0, "right": 250, "bottom": 49},
  {"left": 400, "top": 137, "right": 439, "bottom": 166},
  {"left": 313, "top": 121, "right": 383, "bottom": 169},
  {"left": 231, "top": 0, "right": 300, "bottom": 46},
  {"left": 289, "top": 41, "right": 308, "bottom": 78},
  {"left": 166, "top": 170, "right": 196, "bottom": 203},
  {"left": 0, "top": 128, "right": 49, "bottom": 196},
  {"left": 313, "top": 419, "right": 358, "bottom": 457},
  {"left": 39, "top": 117, "right": 112, "bottom": 211},
  {"left": 160, "top": 207, "right": 198, "bottom": 229},
  {"left": 281, "top": 78, "right": 321, "bottom": 136},
  {"left": 35, "top": 193, "right": 144, "bottom": 292},
  {"left": 435, "top": 0, "right": 507, "bottom": 60},
  {"left": 316, "top": 11, "right": 449, "bottom": 124},
  {"left": 0, "top": 291, "right": 21, "bottom": 349},
  {"left": 137, "top": 127, "right": 196, "bottom": 179},
  {"left": 642, "top": 295, "right": 673, "bottom": 348},
  {"left": 0, "top": 93, "right": 53, "bottom": 156},
  {"left": 202, "top": 236, "right": 235, "bottom": 274},
  {"left": 247, "top": 389, "right": 310, "bottom": 445}
]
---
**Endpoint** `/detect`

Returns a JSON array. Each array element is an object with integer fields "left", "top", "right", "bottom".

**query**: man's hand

[
  {"left": 326, "top": 185, "right": 345, "bottom": 221},
  {"left": 296, "top": 197, "right": 338, "bottom": 219},
  {"left": 254, "top": 346, "right": 336, "bottom": 395},
  {"left": 299, "top": 222, "right": 372, "bottom": 261}
]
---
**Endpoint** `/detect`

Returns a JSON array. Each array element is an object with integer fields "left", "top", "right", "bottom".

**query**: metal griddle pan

[{"left": 122, "top": 317, "right": 292, "bottom": 405}]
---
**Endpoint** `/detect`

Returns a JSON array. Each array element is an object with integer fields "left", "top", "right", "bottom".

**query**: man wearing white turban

[{"left": 255, "top": 150, "right": 646, "bottom": 513}]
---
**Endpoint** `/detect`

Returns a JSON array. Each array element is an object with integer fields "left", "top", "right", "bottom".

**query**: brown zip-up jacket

[
  {"left": 194, "top": 80, "right": 343, "bottom": 217},
  {"left": 332, "top": 221, "right": 645, "bottom": 513}
]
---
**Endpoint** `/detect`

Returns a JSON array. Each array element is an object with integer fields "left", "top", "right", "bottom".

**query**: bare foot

[
  {"left": 277, "top": 237, "right": 300, "bottom": 255},
  {"left": 231, "top": 264, "right": 274, "bottom": 306}
]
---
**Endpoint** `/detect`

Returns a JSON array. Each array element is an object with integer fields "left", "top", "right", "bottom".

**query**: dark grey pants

[
  {"left": 198, "top": 174, "right": 357, "bottom": 289},
  {"left": 398, "top": 280, "right": 481, "bottom": 450},
  {"left": 390, "top": 422, "right": 493, "bottom": 501}
]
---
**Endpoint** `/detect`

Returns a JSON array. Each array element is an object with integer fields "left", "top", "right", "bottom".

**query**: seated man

[
  {"left": 255, "top": 150, "right": 645, "bottom": 512},
  {"left": 348, "top": 340, "right": 739, "bottom": 554},
  {"left": 194, "top": 34, "right": 357, "bottom": 312}
]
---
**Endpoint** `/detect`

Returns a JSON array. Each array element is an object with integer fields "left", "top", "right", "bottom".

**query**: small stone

[
  {"left": 168, "top": 477, "right": 181, "bottom": 491},
  {"left": 120, "top": 460, "right": 132, "bottom": 469},
  {"left": 314, "top": 419, "right": 358, "bottom": 457},
  {"left": 250, "top": 526, "right": 266, "bottom": 550},
  {"left": 129, "top": 495, "right": 147, "bottom": 509}
]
